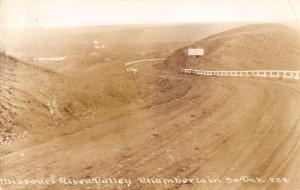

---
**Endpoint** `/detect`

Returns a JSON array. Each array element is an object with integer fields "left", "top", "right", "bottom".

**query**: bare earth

[{"left": 1, "top": 23, "right": 300, "bottom": 190}]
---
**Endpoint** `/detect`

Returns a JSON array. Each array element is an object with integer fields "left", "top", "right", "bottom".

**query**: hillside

[
  {"left": 0, "top": 52, "right": 189, "bottom": 147},
  {"left": 165, "top": 24, "right": 300, "bottom": 70},
  {"left": 1, "top": 23, "right": 300, "bottom": 190},
  {"left": 0, "top": 54, "right": 69, "bottom": 145}
]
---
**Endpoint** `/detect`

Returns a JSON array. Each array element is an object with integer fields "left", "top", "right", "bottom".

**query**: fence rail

[
  {"left": 181, "top": 69, "right": 300, "bottom": 80},
  {"left": 125, "top": 58, "right": 165, "bottom": 67}
]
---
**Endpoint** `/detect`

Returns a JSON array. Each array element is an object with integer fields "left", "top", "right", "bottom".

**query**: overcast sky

[{"left": 0, "top": 0, "right": 299, "bottom": 28}]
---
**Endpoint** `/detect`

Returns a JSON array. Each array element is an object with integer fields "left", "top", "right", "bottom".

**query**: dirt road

[{"left": 1, "top": 66, "right": 300, "bottom": 190}]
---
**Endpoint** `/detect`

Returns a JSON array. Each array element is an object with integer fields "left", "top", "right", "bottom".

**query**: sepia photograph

[{"left": 0, "top": 0, "right": 300, "bottom": 189}]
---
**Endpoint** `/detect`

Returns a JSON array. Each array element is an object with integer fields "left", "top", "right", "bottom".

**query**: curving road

[{"left": 1, "top": 60, "right": 300, "bottom": 190}]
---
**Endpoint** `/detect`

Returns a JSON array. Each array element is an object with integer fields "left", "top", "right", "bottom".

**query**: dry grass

[{"left": 165, "top": 24, "right": 300, "bottom": 70}]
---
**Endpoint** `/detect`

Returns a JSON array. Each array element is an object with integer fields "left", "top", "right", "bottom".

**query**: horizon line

[{"left": 2, "top": 20, "right": 300, "bottom": 30}]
